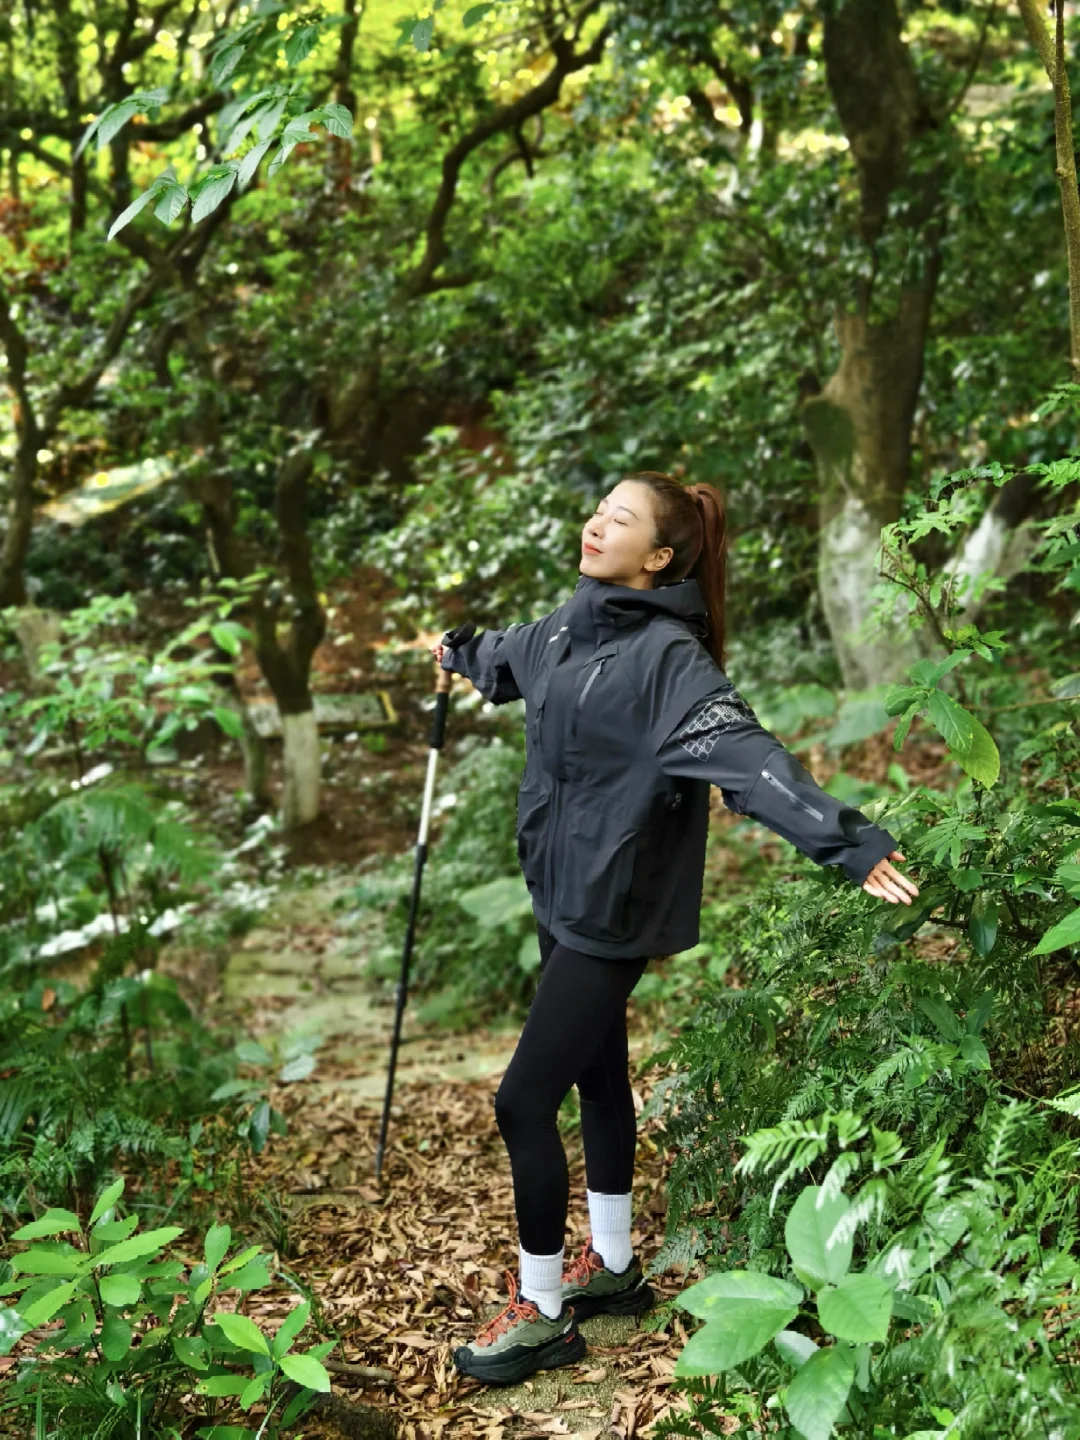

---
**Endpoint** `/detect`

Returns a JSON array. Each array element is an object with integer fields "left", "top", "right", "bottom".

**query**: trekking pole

[{"left": 375, "top": 622, "right": 476, "bottom": 1183}]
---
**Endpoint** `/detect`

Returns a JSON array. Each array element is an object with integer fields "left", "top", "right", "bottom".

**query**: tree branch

[
  {"left": 405, "top": 3, "right": 611, "bottom": 298},
  {"left": 1018, "top": 0, "right": 1080, "bottom": 373}
]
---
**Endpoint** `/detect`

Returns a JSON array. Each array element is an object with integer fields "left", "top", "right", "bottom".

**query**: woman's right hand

[{"left": 430, "top": 642, "right": 447, "bottom": 664}]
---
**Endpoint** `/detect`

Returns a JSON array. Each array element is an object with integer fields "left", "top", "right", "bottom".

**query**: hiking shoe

[
  {"left": 559, "top": 1235, "right": 655, "bottom": 1322},
  {"left": 452, "top": 1269, "right": 586, "bottom": 1386}
]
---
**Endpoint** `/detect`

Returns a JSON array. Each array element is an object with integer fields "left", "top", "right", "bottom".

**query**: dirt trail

[{"left": 225, "top": 880, "right": 704, "bottom": 1439}]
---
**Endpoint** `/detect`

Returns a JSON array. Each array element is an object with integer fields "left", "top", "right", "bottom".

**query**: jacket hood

[{"left": 569, "top": 573, "right": 708, "bottom": 644}]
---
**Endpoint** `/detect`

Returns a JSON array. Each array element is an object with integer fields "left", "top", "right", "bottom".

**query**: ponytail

[{"left": 623, "top": 472, "right": 728, "bottom": 669}]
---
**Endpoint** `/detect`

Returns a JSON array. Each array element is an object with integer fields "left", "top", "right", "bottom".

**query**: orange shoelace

[
  {"left": 563, "top": 1234, "right": 605, "bottom": 1289},
  {"left": 475, "top": 1270, "right": 541, "bottom": 1347}
]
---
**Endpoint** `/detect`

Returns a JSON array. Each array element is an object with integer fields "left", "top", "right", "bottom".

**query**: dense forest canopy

[{"left": 1, "top": 0, "right": 1080, "bottom": 1436}]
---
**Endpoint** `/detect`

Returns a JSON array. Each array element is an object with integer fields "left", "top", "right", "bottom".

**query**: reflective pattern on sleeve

[{"left": 675, "top": 692, "right": 761, "bottom": 761}]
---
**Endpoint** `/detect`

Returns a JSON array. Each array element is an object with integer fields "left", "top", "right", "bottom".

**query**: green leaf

[
  {"left": 958, "top": 1034, "right": 990, "bottom": 1070},
  {"left": 784, "top": 1343, "right": 856, "bottom": 1440},
  {"left": 272, "top": 1300, "right": 311, "bottom": 1359},
  {"left": 210, "top": 42, "right": 247, "bottom": 86},
  {"left": 191, "top": 168, "right": 238, "bottom": 225},
  {"left": 278, "top": 1054, "right": 315, "bottom": 1083},
  {"left": 19, "top": 1281, "right": 79, "bottom": 1326},
  {"left": 1033, "top": 906, "right": 1080, "bottom": 955},
  {"left": 209, "top": 623, "right": 242, "bottom": 657},
  {"left": 101, "top": 1312, "right": 132, "bottom": 1362},
  {"left": 463, "top": 3, "right": 495, "bottom": 23},
  {"left": 927, "top": 690, "right": 974, "bottom": 754},
  {"left": 0, "top": 1307, "right": 30, "bottom": 1356},
  {"left": 284, "top": 24, "right": 320, "bottom": 65},
  {"left": 916, "top": 994, "right": 962, "bottom": 1043},
  {"left": 279, "top": 1351, "right": 332, "bottom": 1392},
  {"left": 784, "top": 1188, "right": 852, "bottom": 1290},
  {"left": 107, "top": 184, "right": 160, "bottom": 242},
  {"left": 235, "top": 1039, "right": 273, "bottom": 1066},
  {"left": 968, "top": 891, "right": 999, "bottom": 957},
  {"left": 951, "top": 714, "right": 1000, "bottom": 788},
  {"left": 196, "top": 1375, "right": 251, "bottom": 1397},
  {"left": 884, "top": 684, "right": 923, "bottom": 718},
  {"left": 775, "top": 1329, "right": 818, "bottom": 1369},
  {"left": 99, "top": 1273, "right": 141, "bottom": 1308},
  {"left": 222, "top": 1261, "right": 270, "bottom": 1292},
  {"left": 173, "top": 1335, "right": 210, "bottom": 1371},
  {"left": 97, "top": 99, "right": 141, "bottom": 151},
  {"left": 816, "top": 1274, "right": 893, "bottom": 1344},
  {"left": 92, "top": 1217, "right": 138, "bottom": 1250},
  {"left": 241, "top": 1372, "right": 270, "bottom": 1409},
  {"left": 210, "top": 1310, "right": 270, "bottom": 1355},
  {"left": 90, "top": 1180, "right": 125, "bottom": 1226},
  {"left": 219, "top": 1245, "right": 262, "bottom": 1275},
  {"left": 238, "top": 135, "right": 276, "bottom": 190},
  {"left": 676, "top": 1270, "right": 802, "bottom": 1320},
  {"left": 411, "top": 16, "right": 434, "bottom": 51},
  {"left": 153, "top": 181, "right": 189, "bottom": 225},
  {"left": 12, "top": 1209, "right": 82, "bottom": 1241},
  {"left": 205, "top": 1223, "right": 231, "bottom": 1273},
  {"left": 93, "top": 1227, "right": 183, "bottom": 1269},
  {"left": 11, "top": 1249, "right": 82, "bottom": 1277},
  {"left": 321, "top": 102, "right": 353, "bottom": 138}
]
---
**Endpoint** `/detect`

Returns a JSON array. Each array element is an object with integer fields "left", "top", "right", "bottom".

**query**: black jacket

[{"left": 441, "top": 574, "right": 897, "bottom": 960}]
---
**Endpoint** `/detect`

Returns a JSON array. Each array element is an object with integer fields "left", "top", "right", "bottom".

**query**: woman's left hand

[{"left": 862, "top": 850, "right": 920, "bottom": 905}]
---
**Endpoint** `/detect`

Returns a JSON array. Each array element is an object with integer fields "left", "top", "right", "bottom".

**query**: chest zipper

[{"left": 577, "top": 658, "right": 605, "bottom": 708}]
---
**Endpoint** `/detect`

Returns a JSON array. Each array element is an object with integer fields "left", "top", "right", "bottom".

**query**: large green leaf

[
  {"left": 10, "top": 1248, "right": 82, "bottom": 1277},
  {"left": 1033, "top": 906, "right": 1080, "bottom": 955},
  {"left": 784, "top": 1343, "right": 856, "bottom": 1440},
  {"left": 775, "top": 1329, "right": 818, "bottom": 1369},
  {"left": 784, "top": 1188, "right": 852, "bottom": 1290},
  {"left": 272, "top": 1299, "right": 311, "bottom": 1359},
  {"left": 927, "top": 690, "right": 974, "bottom": 754},
  {"left": 279, "top": 1351, "right": 332, "bottom": 1392},
  {"left": 968, "top": 891, "right": 999, "bottom": 957},
  {"left": 12, "top": 1209, "right": 81, "bottom": 1241},
  {"left": 950, "top": 714, "right": 1000, "bottom": 789},
  {"left": 19, "top": 1281, "right": 79, "bottom": 1327},
  {"left": 101, "top": 1313, "right": 132, "bottom": 1362},
  {"left": 205, "top": 1223, "right": 231, "bottom": 1273},
  {"left": 90, "top": 1180, "right": 126, "bottom": 1226},
  {"left": 93, "top": 1227, "right": 183, "bottom": 1269},
  {"left": 676, "top": 1270, "right": 803, "bottom": 1320},
  {"left": 99, "top": 1273, "right": 142, "bottom": 1308},
  {"left": 210, "top": 1310, "right": 270, "bottom": 1355},
  {"left": 673, "top": 1296, "right": 800, "bottom": 1376},
  {"left": 191, "top": 168, "right": 238, "bottom": 225},
  {"left": 816, "top": 1273, "right": 893, "bottom": 1344}
]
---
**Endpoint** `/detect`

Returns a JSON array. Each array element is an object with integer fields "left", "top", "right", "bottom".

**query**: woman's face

[{"left": 580, "top": 480, "right": 674, "bottom": 590}]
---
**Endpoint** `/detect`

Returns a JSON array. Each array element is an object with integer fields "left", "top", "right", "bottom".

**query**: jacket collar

[{"left": 567, "top": 573, "right": 708, "bottom": 646}]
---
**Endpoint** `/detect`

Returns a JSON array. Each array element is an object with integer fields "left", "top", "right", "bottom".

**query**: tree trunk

[
  {"left": 280, "top": 711, "right": 321, "bottom": 828},
  {"left": 0, "top": 439, "right": 36, "bottom": 608},
  {"left": 801, "top": 0, "right": 945, "bottom": 689},
  {"left": 802, "top": 283, "right": 939, "bottom": 689}
]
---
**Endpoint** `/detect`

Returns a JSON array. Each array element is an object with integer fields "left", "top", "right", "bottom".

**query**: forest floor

[{"left": 215, "top": 876, "right": 710, "bottom": 1440}]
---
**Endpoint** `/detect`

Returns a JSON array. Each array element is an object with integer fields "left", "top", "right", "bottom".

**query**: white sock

[
  {"left": 518, "top": 1243, "right": 565, "bottom": 1319},
  {"left": 587, "top": 1189, "right": 633, "bottom": 1274}
]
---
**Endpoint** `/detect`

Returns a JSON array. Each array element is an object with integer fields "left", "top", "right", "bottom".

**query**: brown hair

[{"left": 624, "top": 471, "right": 728, "bottom": 670}]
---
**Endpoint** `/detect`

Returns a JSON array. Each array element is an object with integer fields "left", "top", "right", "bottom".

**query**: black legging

[{"left": 493, "top": 922, "right": 649, "bottom": 1254}]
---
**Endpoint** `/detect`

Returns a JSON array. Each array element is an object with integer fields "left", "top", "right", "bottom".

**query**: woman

[{"left": 430, "top": 473, "right": 918, "bottom": 1387}]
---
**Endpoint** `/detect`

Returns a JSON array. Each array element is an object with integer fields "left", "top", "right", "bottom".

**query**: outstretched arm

[
  {"left": 430, "top": 626, "right": 522, "bottom": 705},
  {"left": 657, "top": 684, "right": 918, "bottom": 901}
]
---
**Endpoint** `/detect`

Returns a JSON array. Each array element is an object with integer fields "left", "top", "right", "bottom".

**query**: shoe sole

[
  {"left": 564, "top": 1281, "right": 655, "bottom": 1324},
  {"left": 453, "top": 1325, "right": 587, "bottom": 1386}
]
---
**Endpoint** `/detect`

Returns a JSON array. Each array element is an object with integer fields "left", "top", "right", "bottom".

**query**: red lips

[{"left": 583, "top": 543, "right": 602, "bottom": 555}]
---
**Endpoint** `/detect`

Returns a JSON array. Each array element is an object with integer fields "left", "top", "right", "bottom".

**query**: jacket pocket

[
  {"left": 516, "top": 778, "right": 550, "bottom": 893},
  {"left": 559, "top": 792, "right": 641, "bottom": 945}
]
